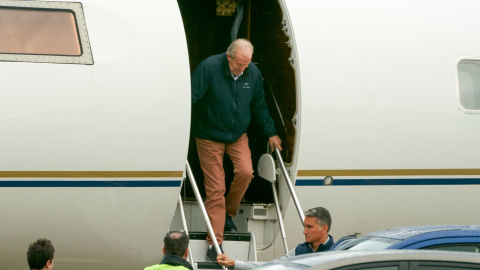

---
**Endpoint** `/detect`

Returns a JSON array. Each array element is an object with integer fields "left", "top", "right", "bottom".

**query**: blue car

[
  {"left": 256, "top": 250, "right": 480, "bottom": 270},
  {"left": 333, "top": 225, "right": 480, "bottom": 253}
]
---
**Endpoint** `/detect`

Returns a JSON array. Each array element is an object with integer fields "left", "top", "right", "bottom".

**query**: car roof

[
  {"left": 365, "top": 224, "right": 480, "bottom": 240},
  {"left": 257, "top": 250, "right": 480, "bottom": 269}
]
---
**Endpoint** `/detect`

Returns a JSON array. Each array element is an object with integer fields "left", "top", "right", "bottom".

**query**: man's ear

[
  {"left": 183, "top": 247, "right": 189, "bottom": 259},
  {"left": 46, "top": 259, "right": 54, "bottom": 269},
  {"left": 163, "top": 247, "right": 166, "bottom": 255}
]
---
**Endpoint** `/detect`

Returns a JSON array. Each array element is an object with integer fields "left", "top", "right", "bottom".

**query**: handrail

[
  {"left": 274, "top": 148, "right": 305, "bottom": 225},
  {"left": 271, "top": 182, "right": 289, "bottom": 254},
  {"left": 257, "top": 153, "right": 289, "bottom": 253},
  {"left": 186, "top": 161, "right": 227, "bottom": 270},
  {"left": 178, "top": 195, "right": 196, "bottom": 270}
]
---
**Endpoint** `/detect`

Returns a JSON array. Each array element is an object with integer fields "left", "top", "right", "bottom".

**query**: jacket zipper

[{"left": 229, "top": 79, "right": 237, "bottom": 141}]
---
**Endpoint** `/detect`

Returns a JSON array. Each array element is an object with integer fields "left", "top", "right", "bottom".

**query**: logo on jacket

[{"left": 243, "top": 82, "right": 250, "bottom": 89}]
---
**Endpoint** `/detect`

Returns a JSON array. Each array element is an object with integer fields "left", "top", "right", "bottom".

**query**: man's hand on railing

[
  {"left": 217, "top": 253, "right": 235, "bottom": 268},
  {"left": 269, "top": 135, "right": 282, "bottom": 151}
]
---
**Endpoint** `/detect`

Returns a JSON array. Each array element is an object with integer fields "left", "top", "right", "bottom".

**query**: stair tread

[
  {"left": 189, "top": 231, "right": 251, "bottom": 241},
  {"left": 196, "top": 261, "right": 223, "bottom": 269}
]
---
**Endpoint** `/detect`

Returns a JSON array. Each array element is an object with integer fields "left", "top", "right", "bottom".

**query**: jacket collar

[
  {"left": 159, "top": 254, "right": 193, "bottom": 270},
  {"left": 308, "top": 234, "right": 335, "bottom": 252}
]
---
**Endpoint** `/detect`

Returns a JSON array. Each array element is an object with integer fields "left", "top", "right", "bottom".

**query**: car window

[
  {"left": 423, "top": 244, "right": 480, "bottom": 253},
  {"left": 351, "top": 267, "right": 399, "bottom": 270},
  {"left": 332, "top": 260, "right": 480, "bottom": 270},
  {"left": 258, "top": 262, "right": 310, "bottom": 270},
  {"left": 331, "top": 261, "right": 407, "bottom": 270},
  {"left": 413, "top": 260, "right": 480, "bottom": 269},
  {"left": 331, "top": 235, "right": 359, "bottom": 250},
  {"left": 336, "top": 237, "right": 400, "bottom": 251}
]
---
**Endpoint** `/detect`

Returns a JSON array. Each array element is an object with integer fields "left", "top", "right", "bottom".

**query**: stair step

[
  {"left": 196, "top": 262, "right": 223, "bottom": 269},
  {"left": 189, "top": 232, "right": 251, "bottom": 241},
  {"left": 188, "top": 231, "right": 256, "bottom": 264}
]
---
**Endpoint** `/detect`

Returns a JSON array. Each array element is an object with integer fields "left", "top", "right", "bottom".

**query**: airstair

[{"left": 171, "top": 149, "right": 304, "bottom": 270}]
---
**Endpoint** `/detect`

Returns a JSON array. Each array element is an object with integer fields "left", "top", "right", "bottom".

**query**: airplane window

[
  {"left": 0, "top": 8, "right": 81, "bottom": 55},
  {"left": 457, "top": 59, "right": 480, "bottom": 113},
  {"left": 0, "top": 1, "right": 93, "bottom": 64}
]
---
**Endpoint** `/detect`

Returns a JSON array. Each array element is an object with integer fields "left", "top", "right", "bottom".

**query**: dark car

[{"left": 333, "top": 225, "right": 480, "bottom": 253}]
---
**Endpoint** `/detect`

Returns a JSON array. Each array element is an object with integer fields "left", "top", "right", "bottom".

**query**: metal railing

[
  {"left": 274, "top": 148, "right": 304, "bottom": 225},
  {"left": 177, "top": 194, "right": 196, "bottom": 270},
  {"left": 270, "top": 175, "right": 289, "bottom": 254},
  {"left": 257, "top": 147, "right": 304, "bottom": 254},
  {"left": 185, "top": 161, "right": 227, "bottom": 270},
  {"left": 180, "top": 146, "right": 303, "bottom": 264}
]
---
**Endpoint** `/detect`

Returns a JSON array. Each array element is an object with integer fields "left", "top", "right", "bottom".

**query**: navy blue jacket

[
  {"left": 295, "top": 235, "right": 335, "bottom": 256},
  {"left": 191, "top": 53, "right": 277, "bottom": 143}
]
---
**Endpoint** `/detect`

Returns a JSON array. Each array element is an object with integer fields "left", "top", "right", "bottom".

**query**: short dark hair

[
  {"left": 27, "top": 238, "right": 55, "bottom": 270},
  {"left": 164, "top": 231, "right": 189, "bottom": 257},
  {"left": 304, "top": 207, "right": 332, "bottom": 232}
]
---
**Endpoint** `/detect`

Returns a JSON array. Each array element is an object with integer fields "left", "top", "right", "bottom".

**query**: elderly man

[
  {"left": 191, "top": 38, "right": 282, "bottom": 260},
  {"left": 144, "top": 231, "right": 193, "bottom": 270},
  {"left": 27, "top": 238, "right": 55, "bottom": 270},
  {"left": 216, "top": 207, "right": 334, "bottom": 269}
]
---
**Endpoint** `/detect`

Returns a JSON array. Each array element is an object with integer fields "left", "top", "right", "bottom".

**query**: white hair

[{"left": 227, "top": 38, "right": 254, "bottom": 58}]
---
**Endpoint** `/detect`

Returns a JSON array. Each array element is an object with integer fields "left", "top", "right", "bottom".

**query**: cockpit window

[{"left": 0, "top": 1, "right": 93, "bottom": 64}]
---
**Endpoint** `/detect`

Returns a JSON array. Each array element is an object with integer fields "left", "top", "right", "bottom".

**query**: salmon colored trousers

[{"left": 195, "top": 134, "right": 254, "bottom": 245}]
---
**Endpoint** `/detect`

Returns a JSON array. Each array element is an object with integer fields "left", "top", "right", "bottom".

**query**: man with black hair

[
  {"left": 27, "top": 238, "right": 55, "bottom": 270},
  {"left": 144, "top": 231, "right": 193, "bottom": 270},
  {"left": 217, "top": 207, "right": 334, "bottom": 269}
]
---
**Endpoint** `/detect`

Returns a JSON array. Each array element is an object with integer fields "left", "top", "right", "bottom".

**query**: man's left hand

[{"left": 269, "top": 135, "right": 282, "bottom": 151}]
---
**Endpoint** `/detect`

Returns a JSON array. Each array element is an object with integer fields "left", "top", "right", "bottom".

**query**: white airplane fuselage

[
  {"left": 1, "top": 0, "right": 480, "bottom": 269},
  {"left": 0, "top": 1, "right": 190, "bottom": 269}
]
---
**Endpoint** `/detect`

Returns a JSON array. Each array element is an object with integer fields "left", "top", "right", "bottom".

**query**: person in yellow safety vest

[{"left": 144, "top": 231, "right": 193, "bottom": 270}]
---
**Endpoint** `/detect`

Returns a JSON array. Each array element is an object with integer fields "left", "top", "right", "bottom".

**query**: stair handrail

[
  {"left": 177, "top": 195, "right": 196, "bottom": 270},
  {"left": 271, "top": 179, "right": 289, "bottom": 254},
  {"left": 274, "top": 148, "right": 305, "bottom": 225},
  {"left": 186, "top": 161, "right": 227, "bottom": 270},
  {"left": 257, "top": 153, "right": 289, "bottom": 253}
]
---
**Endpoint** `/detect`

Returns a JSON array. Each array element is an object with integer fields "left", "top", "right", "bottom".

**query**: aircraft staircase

[{"left": 171, "top": 149, "right": 304, "bottom": 270}]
